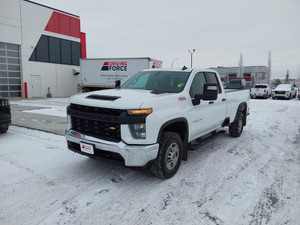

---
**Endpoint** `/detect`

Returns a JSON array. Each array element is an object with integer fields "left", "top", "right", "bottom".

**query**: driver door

[{"left": 187, "top": 72, "right": 215, "bottom": 141}]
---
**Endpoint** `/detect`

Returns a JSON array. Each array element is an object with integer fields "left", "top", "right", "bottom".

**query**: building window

[
  {"left": 29, "top": 35, "right": 80, "bottom": 66},
  {"left": 0, "top": 42, "right": 21, "bottom": 98},
  {"left": 61, "top": 39, "right": 72, "bottom": 65}
]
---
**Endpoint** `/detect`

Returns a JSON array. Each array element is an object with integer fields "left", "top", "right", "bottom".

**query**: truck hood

[
  {"left": 275, "top": 87, "right": 291, "bottom": 91},
  {"left": 69, "top": 89, "right": 177, "bottom": 109}
]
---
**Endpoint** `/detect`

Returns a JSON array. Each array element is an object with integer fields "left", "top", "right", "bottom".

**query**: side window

[
  {"left": 189, "top": 72, "right": 206, "bottom": 97},
  {"left": 205, "top": 72, "right": 221, "bottom": 93}
]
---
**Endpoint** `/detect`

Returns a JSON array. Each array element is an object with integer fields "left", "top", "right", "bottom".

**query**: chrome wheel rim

[
  {"left": 165, "top": 143, "right": 179, "bottom": 170},
  {"left": 237, "top": 116, "right": 243, "bottom": 133}
]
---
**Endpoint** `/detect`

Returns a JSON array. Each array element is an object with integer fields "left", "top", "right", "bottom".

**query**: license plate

[{"left": 80, "top": 142, "right": 94, "bottom": 155}]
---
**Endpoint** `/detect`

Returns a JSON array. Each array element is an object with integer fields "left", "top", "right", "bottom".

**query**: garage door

[{"left": 0, "top": 42, "right": 22, "bottom": 98}]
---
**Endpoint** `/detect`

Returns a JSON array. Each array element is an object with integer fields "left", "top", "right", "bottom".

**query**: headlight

[
  {"left": 129, "top": 123, "right": 146, "bottom": 139},
  {"left": 0, "top": 99, "right": 9, "bottom": 107}
]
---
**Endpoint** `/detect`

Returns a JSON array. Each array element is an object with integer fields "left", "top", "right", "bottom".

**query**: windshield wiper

[{"left": 150, "top": 90, "right": 175, "bottom": 94}]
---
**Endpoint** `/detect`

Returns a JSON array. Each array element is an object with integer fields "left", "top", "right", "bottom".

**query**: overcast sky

[{"left": 34, "top": 0, "right": 300, "bottom": 79}]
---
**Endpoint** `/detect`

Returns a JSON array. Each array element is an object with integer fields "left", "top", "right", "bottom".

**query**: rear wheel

[
  {"left": 0, "top": 127, "right": 8, "bottom": 133},
  {"left": 151, "top": 132, "right": 183, "bottom": 179},
  {"left": 229, "top": 112, "right": 244, "bottom": 137}
]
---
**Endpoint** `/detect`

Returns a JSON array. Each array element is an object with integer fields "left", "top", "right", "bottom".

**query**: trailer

[{"left": 80, "top": 57, "right": 162, "bottom": 92}]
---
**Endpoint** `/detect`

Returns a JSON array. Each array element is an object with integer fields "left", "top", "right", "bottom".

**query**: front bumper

[
  {"left": 65, "top": 129, "right": 159, "bottom": 167},
  {"left": 272, "top": 93, "right": 290, "bottom": 99}
]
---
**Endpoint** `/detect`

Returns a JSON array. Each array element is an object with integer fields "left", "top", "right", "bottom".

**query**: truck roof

[{"left": 143, "top": 67, "right": 218, "bottom": 73}]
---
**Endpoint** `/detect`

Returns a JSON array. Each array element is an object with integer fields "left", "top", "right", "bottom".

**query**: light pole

[
  {"left": 188, "top": 49, "right": 195, "bottom": 68},
  {"left": 171, "top": 58, "right": 179, "bottom": 68}
]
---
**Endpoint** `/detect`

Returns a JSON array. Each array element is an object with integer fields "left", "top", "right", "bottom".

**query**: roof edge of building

[{"left": 23, "top": 0, "right": 79, "bottom": 18}]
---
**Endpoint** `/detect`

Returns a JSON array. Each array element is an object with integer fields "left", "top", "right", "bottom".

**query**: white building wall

[
  {"left": 21, "top": 0, "right": 81, "bottom": 98},
  {"left": 1, "top": 0, "right": 81, "bottom": 98},
  {"left": 0, "top": 0, "right": 22, "bottom": 45}
]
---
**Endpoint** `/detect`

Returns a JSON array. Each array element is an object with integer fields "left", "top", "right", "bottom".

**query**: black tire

[
  {"left": 272, "top": 97, "right": 275, "bottom": 99},
  {"left": 0, "top": 127, "right": 8, "bottom": 133},
  {"left": 289, "top": 94, "right": 292, "bottom": 99},
  {"left": 151, "top": 131, "right": 183, "bottom": 179},
  {"left": 229, "top": 112, "right": 244, "bottom": 137}
]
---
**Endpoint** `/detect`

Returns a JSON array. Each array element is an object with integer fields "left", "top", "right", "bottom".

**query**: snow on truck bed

[{"left": 0, "top": 99, "right": 299, "bottom": 225}]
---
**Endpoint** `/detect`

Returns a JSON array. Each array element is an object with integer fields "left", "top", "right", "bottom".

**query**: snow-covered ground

[
  {"left": 1, "top": 99, "right": 299, "bottom": 225},
  {"left": 11, "top": 98, "right": 69, "bottom": 118}
]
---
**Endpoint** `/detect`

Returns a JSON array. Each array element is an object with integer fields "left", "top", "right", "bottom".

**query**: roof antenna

[{"left": 182, "top": 66, "right": 188, "bottom": 70}]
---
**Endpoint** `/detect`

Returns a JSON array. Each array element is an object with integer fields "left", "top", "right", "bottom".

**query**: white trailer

[{"left": 80, "top": 57, "right": 162, "bottom": 92}]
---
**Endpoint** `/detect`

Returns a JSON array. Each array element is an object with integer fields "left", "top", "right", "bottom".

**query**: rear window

[{"left": 255, "top": 85, "right": 267, "bottom": 88}]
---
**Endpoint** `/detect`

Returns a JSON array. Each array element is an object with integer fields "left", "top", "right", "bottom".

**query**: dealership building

[
  {"left": 210, "top": 66, "right": 270, "bottom": 86},
  {"left": 0, "top": 0, "right": 86, "bottom": 98}
]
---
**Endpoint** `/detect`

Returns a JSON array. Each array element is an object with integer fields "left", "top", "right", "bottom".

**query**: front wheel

[
  {"left": 229, "top": 112, "right": 244, "bottom": 137},
  {"left": 151, "top": 132, "right": 183, "bottom": 179},
  {"left": 0, "top": 127, "right": 8, "bottom": 133}
]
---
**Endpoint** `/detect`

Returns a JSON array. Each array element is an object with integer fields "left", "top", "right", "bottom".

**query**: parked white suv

[
  {"left": 272, "top": 84, "right": 297, "bottom": 99},
  {"left": 250, "top": 84, "right": 271, "bottom": 99}
]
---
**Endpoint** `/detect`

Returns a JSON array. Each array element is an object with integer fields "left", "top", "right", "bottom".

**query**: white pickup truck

[
  {"left": 250, "top": 84, "right": 271, "bottom": 99},
  {"left": 66, "top": 68, "right": 250, "bottom": 178}
]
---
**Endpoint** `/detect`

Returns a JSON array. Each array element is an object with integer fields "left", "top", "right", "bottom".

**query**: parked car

[
  {"left": 225, "top": 78, "right": 247, "bottom": 89},
  {"left": 0, "top": 98, "right": 11, "bottom": 133},
  {"left": 272, "top": 84, "right": 297, "bottom": 99},
  {"left": 66, "top": 68, "right": 250, "bottom": 178},
  {"left": 250, "top": 84, "right": 271, "bottom": 99}
]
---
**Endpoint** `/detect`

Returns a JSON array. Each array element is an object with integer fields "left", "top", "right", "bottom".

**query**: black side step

[{"left": 188, "top": 130, "right": 226, "bottom": 151}]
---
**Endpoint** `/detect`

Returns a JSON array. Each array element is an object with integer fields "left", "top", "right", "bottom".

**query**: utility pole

[
  {"left": 171, "top": 58, "right": 179, "bottom": 68},
  {"left": 188, "top": 49, "right": 195, "bottom": 68},
  {"left": 267, "top": 51, "right": 272, "bottom": 84},
  {"left": 238, "top": 52, "right": 244, "bottom": 78}
]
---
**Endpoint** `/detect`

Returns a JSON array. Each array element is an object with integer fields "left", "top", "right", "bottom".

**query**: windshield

[
  {"left": 276, "top": 84, "right": 291, "bottom": 89},
  {"left": 226, "top": 80, "right": 242, "bottom": 89},
  {"left": 255, "top": 85, "right": 267, "bottom": 88},
  {"left": 120, "top": 71, "right": 190, "bottom": 93}
]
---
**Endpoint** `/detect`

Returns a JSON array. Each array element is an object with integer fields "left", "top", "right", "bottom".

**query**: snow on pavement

[
  {"left": 11, "top": 98, "right": 69, "bottom": 118},
  {"left": 0, "top": 99, "right": 299, "bottom": 225}
]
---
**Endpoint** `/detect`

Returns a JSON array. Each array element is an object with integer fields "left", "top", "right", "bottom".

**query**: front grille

[
  {"left": 0, "top": 107, "right": 10, "bottom": 114},
  {"left": 71, "top": 117, "right": 121, "bottom": 142},
  {"left": 275, "top": 91, "right": 286, "bottom": 94},
  {"left": 70, "top": 104, "right": 123, "bottom": 116},
  {"left": 69, "top": 104, "right": 124, "bottom": 142}
]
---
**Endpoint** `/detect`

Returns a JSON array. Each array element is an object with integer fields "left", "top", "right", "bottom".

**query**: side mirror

[
  {"left": 201, "top": 83, "right": 218, "bottom": 100},
  {"left": 115, "top": 80, "right": 121, "bottom": 88},
  {"left": 192, "top": 83, "right": 218, "bottom": 105}
]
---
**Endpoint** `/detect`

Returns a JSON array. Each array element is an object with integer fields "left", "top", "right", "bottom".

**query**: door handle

[
  {"left": 222, "top": 98, "right": 226, "bottom": 102},
  {"left": 209, "top": 101, "right": 214, "bottom": 104}
]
